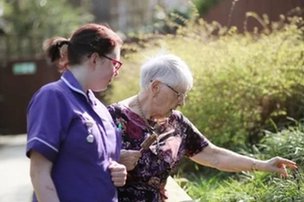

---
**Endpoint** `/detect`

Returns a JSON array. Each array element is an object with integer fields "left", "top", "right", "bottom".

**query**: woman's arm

[
  {"left": 190, "top": 143, "right": 297, "bottom": 176},
  {"left": 30, "top": 151, "right": 60, "bottom": 202}
]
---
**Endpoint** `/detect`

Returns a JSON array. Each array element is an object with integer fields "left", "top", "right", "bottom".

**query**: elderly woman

[{"left": 108, "top": 54, "right": 297, "bottom": 202}]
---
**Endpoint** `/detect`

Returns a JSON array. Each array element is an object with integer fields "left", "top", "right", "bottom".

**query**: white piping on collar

[{"left": 61, "top": 76, "right": 89, "bottom": 102}]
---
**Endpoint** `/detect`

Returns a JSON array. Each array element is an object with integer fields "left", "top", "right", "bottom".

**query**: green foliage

[
  {"left": 258, "top": 121, "right": 304, "bottom": 165},
  {"left": 173, "top": 16, "right": 304, "bottom": 147},
  {"left": 192, "top": 0, "right": 221, "bottom": 15},
  {"left": 186, "top": 172, "right": 304, "bottom": 202},
  {"left": 108, "top": 12, "right": 304, "bottom": 200},
  {"left": 109, "top": 14, "right": 304, "bottom": 148},
  {"left": 0, "top": 0, "right": 93, "bottom": 59},
  {"left": 185, "top": 123, "right": 304, "bottom": 201},
  {"left": 1, "top": 0, "right": 93, "bottom": 36}
]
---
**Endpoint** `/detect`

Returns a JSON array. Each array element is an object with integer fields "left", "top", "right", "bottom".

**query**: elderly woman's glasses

[
  {"left": 163, "top": 83, "right": 187, "bottom": 100},
  {"left": 101, "top": 54, "right": 123, "bottom": 70}
]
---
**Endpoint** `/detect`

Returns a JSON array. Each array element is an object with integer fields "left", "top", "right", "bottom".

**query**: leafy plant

[
  {"left": 108, "top": 13, "right": 304, "bottom": 148},
  {"left": 106, "top": 9, "right": 304, "bottom": 202},
  {"left": 184, "top": 123, "right": 304, "bottom": 201},
  {"left": 0, "top": 0, "right": 93, "bottom": 58},
  {"left": 193, "top": 0, "right": 221, "bottom": 15}
]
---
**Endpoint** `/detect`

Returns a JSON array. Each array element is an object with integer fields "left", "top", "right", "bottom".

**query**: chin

[
  {"left": 100, "top": 86, "right": 108, "bottom": 91},
  {"left": 165, "top": 110, "right": 173, "bottom": 117},
  {"left": 92, "top": 86, "right": 108, "bottom": 92}
]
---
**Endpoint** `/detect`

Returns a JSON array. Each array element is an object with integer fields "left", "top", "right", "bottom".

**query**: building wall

[
  {"left": 92, "top": 0, "right": 190, "bottom": 32},
  {"left": 203, "top": 0, "right": 304, "bottom": 32}
]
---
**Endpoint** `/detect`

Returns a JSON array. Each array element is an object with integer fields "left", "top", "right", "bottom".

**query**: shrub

[
  {"left": 106, "top": 10, "right": 304, "bottom": 202},
  {"left": 107, "top": 14, "right": 304, "bottom": 148},
  {"left": 258, "top": 120, "right": 304, "bottom": 166},
  {"left": 185, "top": 123, "right": 304, "bottom": 201}
]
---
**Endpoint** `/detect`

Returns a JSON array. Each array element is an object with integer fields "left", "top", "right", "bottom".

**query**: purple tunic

[
  {"left": 108, "top": 104, "right": 209, "bottom": 202},
  {"left": 26, "top": 70, "right": 121, "bottom": 202}
]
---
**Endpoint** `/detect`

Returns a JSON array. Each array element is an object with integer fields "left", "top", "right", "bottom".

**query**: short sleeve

[
  {"left": 178, "top": 113, "right": 209, "bottom": 157},
  {"left": 26, "top": 85, "right": 69, "bottom": 162}
]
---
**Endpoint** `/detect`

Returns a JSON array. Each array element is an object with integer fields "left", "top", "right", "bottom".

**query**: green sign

[{"left": 13, "top": 62, "right": 37, "bottom": 75}]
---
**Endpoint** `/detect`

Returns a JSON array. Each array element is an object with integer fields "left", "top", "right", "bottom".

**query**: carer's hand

[
  {"left": 120, "top": 149, "right": 142, "bottom": 171},
  {"left": 108, "top": 160, "right": 127, "bottom": 187},
  {"left": 265, "top": 156, "right": 297, "bottom": 177}
]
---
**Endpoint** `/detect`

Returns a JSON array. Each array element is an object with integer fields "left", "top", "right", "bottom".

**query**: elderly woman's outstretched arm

[{"left": 190, "top": 143, "right": 297, "bottom": 177}]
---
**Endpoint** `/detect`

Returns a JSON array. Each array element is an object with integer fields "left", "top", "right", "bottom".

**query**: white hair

[{"left": 140, "top": 54, "right": 193, "bottom": 91}]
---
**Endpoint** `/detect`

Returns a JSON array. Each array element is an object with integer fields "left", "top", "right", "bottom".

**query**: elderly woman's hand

[
  {"left": 108, "top": 160, "right": 127, "bottom": 187},
  {"left": 120, "top": 149, "right": 142, "bottom": 171},
  {"left": 263, "top": 156, "right": 297, "bottom": 177}
]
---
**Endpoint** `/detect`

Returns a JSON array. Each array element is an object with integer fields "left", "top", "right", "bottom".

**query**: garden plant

[{"left": 106, "top": 10, "right": 304, "bottom": 201}]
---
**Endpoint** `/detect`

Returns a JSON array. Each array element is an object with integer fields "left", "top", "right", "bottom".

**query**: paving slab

[{"left": 0, "top": 134, "right": 32, "bottom": 202}]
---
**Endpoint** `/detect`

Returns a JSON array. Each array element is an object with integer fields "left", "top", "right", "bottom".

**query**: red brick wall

[{"left": 203, "top": 0, "right": 304, "bottom": 32}]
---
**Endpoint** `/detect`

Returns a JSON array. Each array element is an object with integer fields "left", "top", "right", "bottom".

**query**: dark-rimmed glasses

[
  {"left": 163, "top": 83, "right": 187, "bottom": 101},
  {"left": 101, "top": 54, "right": 123, "bottom": 71}
]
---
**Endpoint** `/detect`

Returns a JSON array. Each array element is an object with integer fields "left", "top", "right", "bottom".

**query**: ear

[
  {"left": 88, "top": 52, "right": 99, "bottom": 70},
  {"left": 150, "top": 80, "right": 161, "bottom": 96}
]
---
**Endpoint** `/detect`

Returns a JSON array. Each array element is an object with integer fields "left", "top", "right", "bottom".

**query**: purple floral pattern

[{"left": 108, "top": 104, "right": 209, "bottom": 202}]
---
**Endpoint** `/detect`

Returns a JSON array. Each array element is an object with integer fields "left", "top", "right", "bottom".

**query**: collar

[{"left": 60, "top": 70, "right": 92, "bottom": 104}]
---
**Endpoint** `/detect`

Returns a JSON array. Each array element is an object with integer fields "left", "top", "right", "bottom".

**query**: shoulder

[
  {"left": 107, "top": 103, "right": 123, "bottom": 117},
  {"left": 170, "top": 110, "right": 198, "bottom": 131},
  {"left": 37, "top": 80, "right": 66, "bottom": 96},
  {"left": 108, "top": 102, "right": 121, "bottom": 111},
  {"left": 108, "top": 97, "right": 134, "bottom": 114},
  {"left": 29, "top": 80, "right": 68, "bottom": 107},
  {"left": 170, "top": 110, "right": 187, "bottom": 122}
]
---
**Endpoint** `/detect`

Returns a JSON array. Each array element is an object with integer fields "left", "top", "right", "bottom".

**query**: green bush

[
  {"left": 186, "top": 172, "right": 304, "bottom": 202},
  {"left": 258, "top": 120, "right": 304, "bottom": 165},
  {"left": 107, "top": 10, "right": 304, "bottom": 202},
  {"left": 185, "top": 123, "right": 304, "bottom": 201},
  {"left": 193, "top": 0, "right": 221, "bottom": 15},
  {"left": 107, "top": 14, "right": 304, "bottom": 148}
]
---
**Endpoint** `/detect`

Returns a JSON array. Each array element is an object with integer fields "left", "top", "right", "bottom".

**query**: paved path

[
  {"left": 0, "top": 134, "right": 194, "bottom": 202},
  {"left": 0, "top": 134, "right": 32, "bottom": 202}
]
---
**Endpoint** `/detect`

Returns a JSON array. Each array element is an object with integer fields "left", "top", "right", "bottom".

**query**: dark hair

[
  {"left": 43, "top": 23, "right": 122, "bottom": 66},
  {"left": 43, "top": 36, "right": 69, "bottom": 63}
]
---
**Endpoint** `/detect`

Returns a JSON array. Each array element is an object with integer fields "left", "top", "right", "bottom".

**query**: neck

[
  {"left": 69, "top": 65, "right": 89, "bottom": 92},
  {"left": 136, "top": 93, "right": 152, "bottom": 120}
]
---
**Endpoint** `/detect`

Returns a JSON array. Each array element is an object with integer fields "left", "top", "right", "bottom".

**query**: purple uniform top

[{"left": 26, "top": 70, "right": 121, "bottom": 202}]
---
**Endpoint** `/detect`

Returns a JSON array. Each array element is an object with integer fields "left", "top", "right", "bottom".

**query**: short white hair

[{"left": 140, "top": 54, "right": 193, "bottom": 91}]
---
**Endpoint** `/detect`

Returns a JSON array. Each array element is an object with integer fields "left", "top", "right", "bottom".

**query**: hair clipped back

[{"left": 43, "top": 36, "right": 69, "bottom": 63}]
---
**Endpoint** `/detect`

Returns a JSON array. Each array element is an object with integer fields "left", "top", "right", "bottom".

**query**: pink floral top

[{"left": 108, "top": 104, "right": 209, "bottom": 202}]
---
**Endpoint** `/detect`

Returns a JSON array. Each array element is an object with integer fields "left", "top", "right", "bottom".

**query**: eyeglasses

[
  {"left": 163, "top": 83, "right": 187, "bottom": 100},
  {"left": 101, "top": 54, "right": 123, "bottom": 71}
]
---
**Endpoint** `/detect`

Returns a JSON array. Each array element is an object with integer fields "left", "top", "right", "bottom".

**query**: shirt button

[{"left": 86, "top": 134, "right": 94, "bottom": 143}]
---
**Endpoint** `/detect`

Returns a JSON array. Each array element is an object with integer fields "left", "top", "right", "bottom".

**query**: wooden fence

[{"left": 0, "top": 58, "right": 59, "bottom": 134}]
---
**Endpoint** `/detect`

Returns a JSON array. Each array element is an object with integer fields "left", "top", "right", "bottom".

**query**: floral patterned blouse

[{"left": 108, "top": 104, "right": 209, "bottom": 202}]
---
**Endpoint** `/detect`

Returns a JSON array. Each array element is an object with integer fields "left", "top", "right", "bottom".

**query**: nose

[
  {"left": 177, "top": 96, "right": 186, "bottom": 107},
  {"left": 114, "top": 69, "right": 119, "bottom": 77}
]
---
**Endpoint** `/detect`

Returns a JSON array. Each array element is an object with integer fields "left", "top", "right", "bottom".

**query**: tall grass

[{"left": 185, "top": 122, "right": 304, "bottom": 201}]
